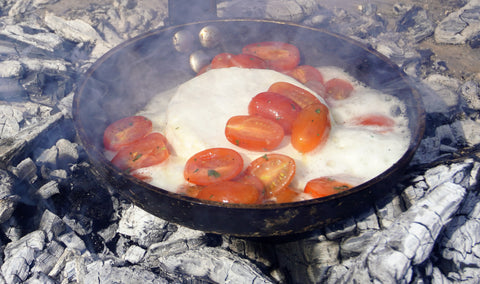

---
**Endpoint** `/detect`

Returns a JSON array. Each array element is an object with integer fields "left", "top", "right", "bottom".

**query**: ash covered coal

[{"left": 1, "top": 0, "right": 480, "bottom": 283}]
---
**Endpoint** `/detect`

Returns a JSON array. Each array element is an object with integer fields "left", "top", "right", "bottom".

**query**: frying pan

[{"left": 72, "top": 18, "right": 425, "bottom": 237}]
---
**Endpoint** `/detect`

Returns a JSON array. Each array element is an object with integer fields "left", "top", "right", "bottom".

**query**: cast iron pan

[{"left": 73, "top": 19, "right": 425, "bottom": 237}]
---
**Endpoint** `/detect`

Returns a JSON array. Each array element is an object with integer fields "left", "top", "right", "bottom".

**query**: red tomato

[
  {"left": 291, "top": 103, "right": 331, "bottom": 153},
  {"left": 248, "top": 92, "right": 301, "bottom": 134},
  {"left": 111, "top": 132, "right": 169, "bottom": 171},
  {"left": 286, "top": 65, "right": 324, "bottom": 84},
  {"left": 271, "top": 187, "right": 302, "bottom": 203},
  {"left": 304, "top": 80, "right": 327, "bottom": 100},
  {"left": 184, "top": 148, "right": 244, "bottom": 186},
  {"left": 231, "top": 54, "right": 267, "bottom": 69},
  {"left": 233, "top": 173, "right": 265, "bottom": 194},
  {"left": 210, "top": 53, "right": 267, "bottom": 69},
  {"left": 268, "top": 82, "right": 322, "bottom": 108},
  {"left": 304, "top": 177, "right": 352, "bottom": 198},
  {"left": 352, "top": 114, "right": 395, "bottom": 132},
  {"left": 242, "top": 41, "right": 300, "bottom": 71},
  {"left": 178, "top": 184, "right": 203, "bottom": 198},
  {"left": 225, "top": 115, "right": 285, "bottom": 151},
  {"left": 211, "top": 53, "right": 234, "bottom": 69},
  {"left": 103, "top": 116, "right": 152, "bottom": 151},
  {"left": 196, "top": 181, "right": 261, "bottom": 204},
  {"left": 246, "top": 154, "right": 296, "bottom": 197},
  {"left": 324, "top": 78, "right": 354, "bottom": 100}
]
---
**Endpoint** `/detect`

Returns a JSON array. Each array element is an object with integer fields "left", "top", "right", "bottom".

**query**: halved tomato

[
  {"left": 184, "top": 148, "right": 244, "bottom": 186},
  {"left": 291, "top": 103, "right": 331, "bottom": 153},
  {"left": 231, "top": 54, "right": 267, "bottom": 69},
  {"left": 271, "top": 186, "right": 302, "bottom": 203},
  {"left": 268, "top": 82, "right": 322, "bottom": 108},
  {"left": 233, "top": 173, "right": 265, "bottom": 194},
  {"left": 111, "top": 132, "right": 169, "bottom": 171},
  {"left": 351, "top": 114, "right": 395, "bottom": 132},
  {"left": 304, "top": 177, "right": 352, "bottom": 198},
  {"left": 286, "top": 65, "right": 324, "bottom": 84},
  {"left": 248, "top": 92, "right": 301, "bottom": 134},
  {"left": 246, "top": 154, "right": 295, "bottom": 197},
  {"left": 211, "top": 53, "right": 234, "bottom": 69},
  {"left": 324, "top": 78, "right": 354, "bottom": 100},
  {"left": 178, "top": 184, "right": 203, "bottom": 198},
  {"left": 103, "top": 116, "right": 152, "bottom": 151},
  {"left": 225, "top": 115, "right": 284, "bottom": 151},
  {"left": 242, "top": 41, "right": 300, "bottom": 71},
  {"left": 196, "top": 181, "right": 261, "bottom": 204}
]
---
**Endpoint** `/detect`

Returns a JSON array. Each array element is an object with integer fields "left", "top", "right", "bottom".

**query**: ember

[{"left": 1, "top": 0, "right": 480, "bottom": 283}]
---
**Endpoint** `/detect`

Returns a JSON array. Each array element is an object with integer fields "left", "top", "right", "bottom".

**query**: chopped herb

[
  {"left": 334, "top": 185, "right": 350, "bottom": 191},
  {"left": 194, "top": 168, "right": 199, "bottom": 173},
  {"left": 208, "top": 169, "right": 221, "bottom": 178},
  {"left": 315, "top": 108, "right": 322, "bottom": 113},
  {"left": 235, "top": 139, "right": 240, "bottom": 146},
  {"left": 132, "top": 153, "right": 142, "bottom": 162},
  {"left": 262, "top": 154, "right": 269, "bottom": 160}
]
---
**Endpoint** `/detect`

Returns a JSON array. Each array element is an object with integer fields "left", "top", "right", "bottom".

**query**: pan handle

[{"left": 167, "top": 0, "right": 217, "bottom": 25}]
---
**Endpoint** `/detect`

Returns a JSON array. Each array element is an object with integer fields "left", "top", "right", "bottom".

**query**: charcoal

[
  {"left": 435, "top": 1, "right": 480, "bottom": 44},
  {"left": 0, "top": 23, "right": 63, "bottom": 53},
  {"left": 218, "top": 0, "right": 318, "bottom": 22},
  {"left": 0, "top": 169, "right": 19, "bottom": 224},
  {"left": 395, "top": 6, "right": 435, "bottom": 43},
  {"left": 31, "top": 240, "right": 65, "bottom": 275},
  {"left": 0, "top": 78, "right": 27, "bottom": 103},
  {"left": 83, "top": 259, "right": 168, "bottom": 284},
  {"left": 57, "top": 230, "right": 86, "bottom": 253},
  {"left": 1, "top": 230, "right": 46, "bottom": 283},
  {"left": 460, "top": 80, "right": 480, "bottom": 109},
  {"left": 0, "top": 60, "right": 24, "bottom": 78},
  {"left": 117, "top": 206, "right": 170, "bottom": 248},
  {"left": 24, "top": 272, "right": 56, "bottom": 284},
  {"left": 35, "top": 180, "right": 59, "bottom": 199},
  {"left": 38, "top": 209, "right": 66, "bottom": 241},
  {"left": 8, "top": 157, "right": 37, "bottom": 184},
  {"left": 123, "top": 244, "right": 146, "bottom": 264}
]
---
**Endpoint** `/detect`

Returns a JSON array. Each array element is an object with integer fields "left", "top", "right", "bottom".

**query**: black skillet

[{"left": 72, "top": 15, "right": 425, "bottom": 237}]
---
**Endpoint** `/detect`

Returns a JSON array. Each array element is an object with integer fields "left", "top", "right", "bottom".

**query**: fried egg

[{"left": 137, "top": 67, "right": 410, "bottom": 194}]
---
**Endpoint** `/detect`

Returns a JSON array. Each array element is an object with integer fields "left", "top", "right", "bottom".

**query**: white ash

[{"left": 0, "top": 0, "right": 479, "bottom": 283}]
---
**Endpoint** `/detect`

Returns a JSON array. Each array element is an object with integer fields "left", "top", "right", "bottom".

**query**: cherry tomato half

[
  {"left": 103, "top": 116, "right": 152, "bottom": 151},
  {"left": 246, "top": 154, "right": 296, "bottom": 197},
  {"left": 286, "top": 65, "right": 324, "bottom": 84},
  {"left": 268, "top": 82, "right": 322, "bottom": 108},
  {"left": 211, "top": 53, "right": 234, "bottom": 69},
  {"left": 196, "top": 181, "right": 261, "bottom": 204},
  {"left": 304, "top": 177, "right": 352, "bottom": 198},
  {"left": 248, "top": 92, "right": 301, "bottom": 134},
  {"left": 324, "top": 78, "right": 354, "bottom": 100},
  {"left": 233, "top": 173, "right": 265, "bottom": 195},
  {"left": 231, "top": 54, "right": 267, "bottom": 69},
  {"left": 211, "top": 53, "right": 267, "bottom": 69},
  {"left": 351, "top": 114, "right": 395, "bottom": 132},
  {"left": 184, "top": 148, "right": 244, "bottom": 186},
  {"left": 242, "top": 41, "right": 300, "bottom": 71},
  {"left": 291, "top": 103, "right": 331, "bottom": 153},
  {"left": 225, "top": 115, "right": 285, "bottom": 151},
  {"left": 111, "top": 132, "right": 169, "bottom": 171},
  {"left": 271, "top": 187, "right": 302, "bottom": 203}
]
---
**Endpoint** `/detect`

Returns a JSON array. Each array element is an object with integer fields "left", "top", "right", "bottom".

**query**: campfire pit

[{"left": 1, "top": 0, "right": 480, "bottom": 283}]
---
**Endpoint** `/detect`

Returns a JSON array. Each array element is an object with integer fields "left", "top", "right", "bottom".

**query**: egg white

[{"left": 136, "top": 67, "right": 411, "bottom": 194}]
